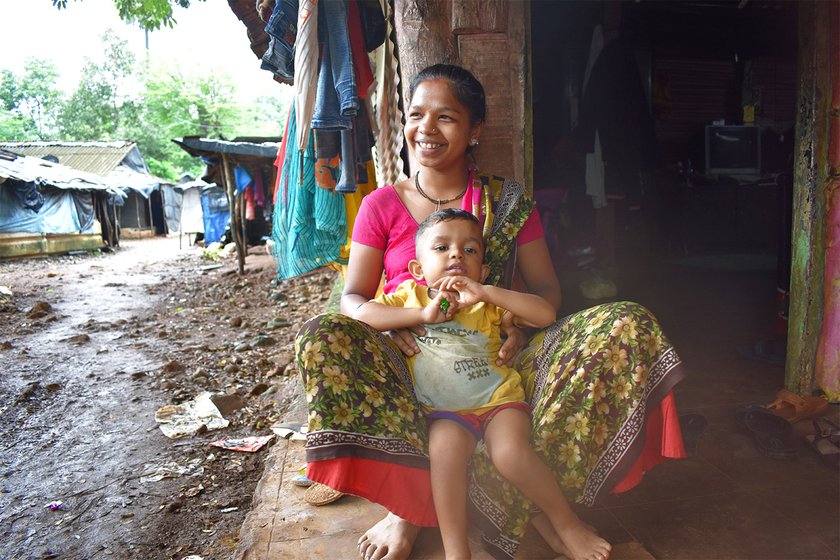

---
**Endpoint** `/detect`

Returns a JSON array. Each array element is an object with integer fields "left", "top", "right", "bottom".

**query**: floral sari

[{"left": 296, "top": 175, "right": 686, "bottom": 559}]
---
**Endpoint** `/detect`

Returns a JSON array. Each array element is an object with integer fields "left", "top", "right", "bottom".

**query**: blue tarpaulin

[
  {"left": 200, "top": 185, "right": 230, "bottom": 244},
  {"left": 0, "top": 182, "right": 94, "bottom": 234}
]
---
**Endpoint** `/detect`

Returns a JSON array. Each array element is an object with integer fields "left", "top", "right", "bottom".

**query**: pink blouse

[{"left": 353, "top": 185, "right": 543, "bottom": 294}]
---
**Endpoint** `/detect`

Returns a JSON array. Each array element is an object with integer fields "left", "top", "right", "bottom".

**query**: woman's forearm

[{"left": 340, "top": 292, "right": 370, "bottom": 316}]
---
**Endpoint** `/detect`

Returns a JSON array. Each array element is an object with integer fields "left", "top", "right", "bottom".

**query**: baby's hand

[
  {"left": 433, "top": 276, "right": 485, "bottom": 307},
  {"left": 421, "top": 290, "right": 457, "bottom": 323}
]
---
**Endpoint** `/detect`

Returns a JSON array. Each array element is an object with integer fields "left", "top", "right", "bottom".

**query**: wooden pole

[
  {"left": 240, "top": 182, "right": 248, "bottom": 257},
  {"left": 815, "top": 0, "right": 840, "bottom": 401},
  {"left": 221, "top": 153, "right": 246, "bottom": 274},
  {"left": 787, "top": 1, "right": 832, "bottom": 395}
]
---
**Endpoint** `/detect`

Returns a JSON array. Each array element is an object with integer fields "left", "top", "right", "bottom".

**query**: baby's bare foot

[
  {"left": 532, "top": 513, "right": 600, "bottom": 558},
  {"left": 357, "top": 513, "right": 421, "bottom": 560},
  {"left": 557, "top": 520, "right": 611, "bottom": 560}
]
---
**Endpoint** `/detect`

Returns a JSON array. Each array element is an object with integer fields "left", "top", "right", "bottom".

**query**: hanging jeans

[
  {"left": 261, "top": 0, "right": 298, "bottom": 82},
  {"left": 311, "top": 0, "right": 358, "bottom": 130}
]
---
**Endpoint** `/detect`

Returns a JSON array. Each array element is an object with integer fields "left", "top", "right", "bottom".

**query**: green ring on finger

[{"left": 439, "top": 298, "right": 450, "bottom": 313}]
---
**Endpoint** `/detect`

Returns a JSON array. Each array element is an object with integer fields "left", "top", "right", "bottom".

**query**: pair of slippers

[
  {"left": 735, "top": 404, "right": 798, "bottom": 460},
  {"left": 291, "top": 468, "right": 346, "bottom": 506}
]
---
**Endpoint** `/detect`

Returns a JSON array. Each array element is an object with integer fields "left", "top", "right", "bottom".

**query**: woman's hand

[
  {"left": 497, "top": 310, "right": 528, "bottom": 366},
  {"left": 385, "top": 325, "right": 425, "bottom": 357}
]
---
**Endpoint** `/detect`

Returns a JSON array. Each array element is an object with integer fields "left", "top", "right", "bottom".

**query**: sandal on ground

[
  {"left": 735, "top": 404, "right": 797, "bottom": 460},
  {"left": 765, "top": 389, "right": 829, "bottom": 424},
  {"left": 304, "top": 483, "right": 346, "bottom": 506},
  {"left": 806, "top": 417, "right": 840, "bottom": 468},
  {"left": 678, "top": 413, "right": 708, "bottom": 456},
  {"left": 291, "top": 473, "right": 314, "bottom": 487}
]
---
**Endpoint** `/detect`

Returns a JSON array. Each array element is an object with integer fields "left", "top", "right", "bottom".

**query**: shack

[
  {"left": 0, "top": 141, "right": 170, "bottom": 239},
  {"left": 0, "top": 149, "right": 126, "bottom": 258},
  {"left": 173, "top": 136, "right": 281, "bottom": 273}
]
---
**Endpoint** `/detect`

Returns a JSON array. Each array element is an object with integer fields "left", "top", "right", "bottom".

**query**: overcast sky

[{"left": 0, "top": 0, "right": 292, "bottom": 104}]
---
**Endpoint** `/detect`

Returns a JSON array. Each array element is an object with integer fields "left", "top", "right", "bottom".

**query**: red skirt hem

[{"left": 307, "top": 457, "right": 438, "bottom": 526}]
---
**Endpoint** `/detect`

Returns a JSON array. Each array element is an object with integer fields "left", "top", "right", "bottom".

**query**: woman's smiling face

[{"left": 404, "top": 79, "right": 481, "bottom": 172}]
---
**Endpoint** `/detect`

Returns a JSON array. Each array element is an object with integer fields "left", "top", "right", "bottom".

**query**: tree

[
  {"left": 0, "top": 60, "right": 63, "bottom": 139},
  {"left": 52, "top": 0, "right": 205, "bottom": 31},
  {"left": 128, "top": 66, "right": 243, "bottom": 179},
  {"left": 56, "top": 31, "right": 140, "bottom": 140},
  {"left": 237, "top": 94, "right": 289, "bottom": 138}
]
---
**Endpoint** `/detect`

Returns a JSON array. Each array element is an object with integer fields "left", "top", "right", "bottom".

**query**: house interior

[{"left": 523, "top": 1, "right": 838, "bottom": 557}]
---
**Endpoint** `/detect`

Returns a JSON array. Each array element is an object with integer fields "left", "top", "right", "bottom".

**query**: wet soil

[{"left": 0, "top": 237, "right": 337, "bottom": 560}]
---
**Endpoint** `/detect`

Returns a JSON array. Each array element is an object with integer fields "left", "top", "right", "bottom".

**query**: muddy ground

[{"left": 0, "top": 237, "right": 337, "bottom": 560}]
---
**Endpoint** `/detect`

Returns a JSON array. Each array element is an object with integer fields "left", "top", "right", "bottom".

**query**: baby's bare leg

[
  {"left": 483, "top": 408, "right": 612, "bottom": 560},
  {"left": 429, "top": 419, "right": 477, "bottom": 559}
]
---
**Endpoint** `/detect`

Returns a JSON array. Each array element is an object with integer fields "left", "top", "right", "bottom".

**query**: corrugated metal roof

[
  {"left": 0, "top": 151, "right": 126, "bottom": 198},
  {"left": 0, "top": 141, "right": 136, "bottom": 176}
]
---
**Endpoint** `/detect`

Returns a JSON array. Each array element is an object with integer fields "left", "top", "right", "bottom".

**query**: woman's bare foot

[
  {"left": 556, "top": 519, "right": 611, "bottom": 560},
  {"left": 357, "top": 513, "right": 421, "bottom": 560}
]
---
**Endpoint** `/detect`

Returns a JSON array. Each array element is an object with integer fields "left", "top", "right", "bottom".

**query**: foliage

[
  {"left": 0, "top": 60, "right": 63, "bottom": 139},
  {"left": 1, "top": 29, "right": 289, "bottom": 180},
  {"left": 56, "top": 32, "right": 140, "bottom": 140},
  {"left": 52, "top": 0, "right": 205, "bottom": 31},
  {"left": 236, "top": 95, "right": 289, "bottom": 138},
  {"left": 130, "top": 65, "right": 243, "bottom": 179}
]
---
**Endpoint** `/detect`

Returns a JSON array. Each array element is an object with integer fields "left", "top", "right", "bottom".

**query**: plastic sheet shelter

[
  {"left": 0, "top": 150, "right": 127, "bottom": 258},
  {"left": 0, "top": 141, "right": 168, "bottom": 239}
]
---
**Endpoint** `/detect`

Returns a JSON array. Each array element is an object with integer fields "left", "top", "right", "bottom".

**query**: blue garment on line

[
  {"left": 272, "top": 106, "right": 347, "bottom": 280},
  {"left": 234, "top": 166, "right": 253, "bottom": 194}
]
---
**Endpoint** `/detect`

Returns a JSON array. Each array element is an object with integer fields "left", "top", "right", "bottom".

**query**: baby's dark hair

[
  {"left": 415, "top": 209, "right": 483, "bottom": 251},
  {"left": 409, "top": 64, "right": 486, "bottom": 126}
]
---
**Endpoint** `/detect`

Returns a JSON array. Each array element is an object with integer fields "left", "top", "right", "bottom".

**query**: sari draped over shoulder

[{"left": 296, "top": 176, "right": 686, "bottom": 559}]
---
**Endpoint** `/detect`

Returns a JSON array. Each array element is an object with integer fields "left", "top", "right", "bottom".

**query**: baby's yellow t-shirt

[{"left": 375, "top": 280, "right": 526, "bottom": 414}]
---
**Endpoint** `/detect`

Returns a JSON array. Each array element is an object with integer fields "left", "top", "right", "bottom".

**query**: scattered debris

[
  {"left": 154, "top": 392, "right": 230, "bottom": 439},
  {"left": 140, "top": 458, "right": 204, "bottom": 483},
  {"left": 271, "top": 422, "right": 308, "bottom": 441},
  {"left": 209, "top": 435, "right": 275, "bottom": 453},
  {"left": 209, "top": 393, "right": 245, "bottom": 417},
  {"left": 45, "top": 501, "right": 64, "bottom": 511}
]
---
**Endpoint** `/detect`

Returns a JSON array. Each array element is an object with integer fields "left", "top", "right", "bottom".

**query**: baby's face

[{"left": 414, "top": 219, "right": 485, "bottom": 285}]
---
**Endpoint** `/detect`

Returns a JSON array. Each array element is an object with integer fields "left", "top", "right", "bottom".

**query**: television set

[{"left": 704, "top": 125, "right": 761, "bottom": 177}]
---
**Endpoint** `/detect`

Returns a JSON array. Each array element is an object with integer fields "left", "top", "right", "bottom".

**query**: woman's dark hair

[{"left": 409, "top": 64, "right": 486, "bottom": 125}]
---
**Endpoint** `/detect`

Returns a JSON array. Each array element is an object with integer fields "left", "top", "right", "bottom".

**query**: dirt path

[{"left": 0, "top": 237, "right": 335, "bottom": 560}]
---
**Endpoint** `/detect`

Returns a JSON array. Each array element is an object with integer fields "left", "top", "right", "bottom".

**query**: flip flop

[
  {"left": 805, "top": 417, "right": 840, "bottom": 468},
  {"left": 735, "top": 404, "right": 797, "bottom": 460},
  {"left": 304, "top": 483, "right": 346, "bottom": 506},
  {"left": 291, "top": 473, "right": 314, "bottom": 487},
  {"left": 765, "top": 389, "right": 829, "bottom": 424}
]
